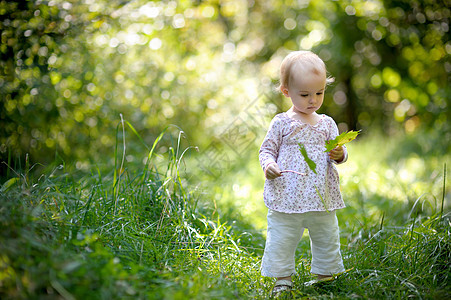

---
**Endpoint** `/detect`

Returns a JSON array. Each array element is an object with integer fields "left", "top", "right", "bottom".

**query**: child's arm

[{"left": 259, "top": 116, "right": 283, "bottom": 178}]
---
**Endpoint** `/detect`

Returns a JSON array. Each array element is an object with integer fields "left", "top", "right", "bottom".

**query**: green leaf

[
  {"left": 324, "top": 130, "right": 361, "bottom": 152},
  {"left": 1, "top": 177, "right": 19, "bottom": 192},
  {"left": 298, "top": 143, "right": 317, "bottom": 174}
]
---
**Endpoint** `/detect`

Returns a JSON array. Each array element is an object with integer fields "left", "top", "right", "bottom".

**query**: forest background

[
  {"left": 1, "top": 0, "right": 449, "bottom": 169},
  {"left": 0, "top": 0, "right": 450, "bottom": 299}
]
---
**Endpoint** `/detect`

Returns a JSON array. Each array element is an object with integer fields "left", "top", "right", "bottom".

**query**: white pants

[{"left": 261, "top": 209, "right": 345, "bottom": 278}]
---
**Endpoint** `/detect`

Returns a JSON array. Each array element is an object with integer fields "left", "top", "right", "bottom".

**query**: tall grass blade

[
  {"left": 125, "top": 120, "right": 150, "bottom": 150},
  {"left": 441, "top": 163, "right": 446, "bottom": 217},
  {"left": 113, "top": 122, "right": 120, "bottom": 203},
  {"left": 1, "top": 177, "right": 19, "bottom": 192},
  {"left": 7, "top": 147, "right": 11, "bottom": 178},
  {"left": 81, "top": 187, "right": 96, "bottom": 225},
  {"left": 142, "top": 128, "right": 167, "bottom": 182},
  {"left": 113, "top": 114, "right": 127, "bottom": 216}
]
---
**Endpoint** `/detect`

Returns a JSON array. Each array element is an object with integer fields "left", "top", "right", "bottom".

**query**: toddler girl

[{"left": 259, "top": 51, "right": 347, "bottom": 293}]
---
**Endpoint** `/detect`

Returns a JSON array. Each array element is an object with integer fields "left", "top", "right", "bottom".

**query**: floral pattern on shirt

[{"left": 259, "top": 112, "right": 347, "bottom": 213}]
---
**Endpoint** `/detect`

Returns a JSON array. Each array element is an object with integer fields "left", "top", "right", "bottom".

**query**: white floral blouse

[{"left": 259, "top": 112, "right": 347, "bottom": 214}]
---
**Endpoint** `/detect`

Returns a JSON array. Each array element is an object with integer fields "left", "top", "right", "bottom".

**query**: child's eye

[
  {"left": 300, "top": 94, "right": 308, "bottom": 97},
  {"left": 316, "top": 92, "right": 323, "bottom": 95}
]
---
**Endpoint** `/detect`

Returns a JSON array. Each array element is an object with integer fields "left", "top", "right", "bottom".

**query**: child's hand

[
  {"left": 265, "top": 162, "right": 282, "bottom": 180},
  {"left": 328, "top": 145, "right": 345, "bottom": 162}
]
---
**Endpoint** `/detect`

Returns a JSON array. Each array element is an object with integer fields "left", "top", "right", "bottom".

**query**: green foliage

[
  {"left": 324, "top": 130, "right": 361, "bottom": 152},
  {"left": 1, "top": 0, "right": 450, "bottom": 296},
  {"left": 298, "top": 143, "right": 317, "bottom": 174},
  {"left": 0, "top": 127, "right": 264, "bottom": 298},
  {"left": 1, "top": 0, "right": 449, "bottom": 168},
  {"left": 0, "top": 128, "right": 450, "bottom": 299},
  {"left": 0, "top": 178, "right": 134, "bottom": 299},
  {"left": 287, "top": 214, "right": 451, "bottom": 299}
]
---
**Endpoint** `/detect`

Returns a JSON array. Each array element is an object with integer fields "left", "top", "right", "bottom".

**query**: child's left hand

[{"left": 328, "top": 145, "right": 344, "bottom": 163}]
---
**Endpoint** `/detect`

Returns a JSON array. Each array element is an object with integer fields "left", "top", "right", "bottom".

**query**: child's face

[{"left": 281, "top": 67, "right": 326, "bottom": 116}]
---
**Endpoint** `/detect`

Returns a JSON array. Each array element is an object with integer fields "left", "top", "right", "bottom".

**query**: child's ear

[{"left": 280, "top": 85, "right": 290, "bottom": 97}]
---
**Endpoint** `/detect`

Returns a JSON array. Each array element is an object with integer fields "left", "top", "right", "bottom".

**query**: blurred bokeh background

[
  {"left": 1, "top": 0, "right": 449, "bottom": 226},
  {"left": 1, "top": 0, "right": 449, "bottom": 166}
]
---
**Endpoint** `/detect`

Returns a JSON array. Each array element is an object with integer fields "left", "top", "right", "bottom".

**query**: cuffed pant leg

[
  {"left": 261, "top": 210, "right": 305, "bottom": 278},
  {"left": 306, "top": 211, "right": 345, "bottom": 276}
]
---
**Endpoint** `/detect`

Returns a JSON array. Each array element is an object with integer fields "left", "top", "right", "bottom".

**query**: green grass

[{"left": 0, "top": 128, "right": 450, "bottom": 299}]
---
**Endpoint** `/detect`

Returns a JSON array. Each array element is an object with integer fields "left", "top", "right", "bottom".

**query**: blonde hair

[{"left": 278, "top": 51, "right": 334, "bottom": 90}]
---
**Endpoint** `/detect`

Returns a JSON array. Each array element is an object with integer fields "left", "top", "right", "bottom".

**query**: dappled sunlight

[
  {"left": 337, "top": 135, "right": 448, "bottom": 224},
  {"left": 1, "top": 0, "right": 449, "bottom": 172},
  {"left": 189, "top": 155, "right": 269, "bottom": 232},
  {"left": 1, "top": 0, "right": 450, "bottom": 298}
]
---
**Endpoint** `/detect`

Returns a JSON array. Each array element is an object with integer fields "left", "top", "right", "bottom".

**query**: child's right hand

[{"left": 265, "top": 162, "right": 282, "bottom": 180}]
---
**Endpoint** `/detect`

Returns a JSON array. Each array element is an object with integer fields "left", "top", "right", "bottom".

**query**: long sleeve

[{"left": 259, "top": 116, "right": 283, "bottom": 172}]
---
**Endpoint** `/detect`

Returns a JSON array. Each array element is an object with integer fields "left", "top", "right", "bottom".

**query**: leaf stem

[
  {"left": 315, "top": 185, "right": 329, "bottom": 213},
  {"left": 280, "top": 170, "right": 306, "bottom": 176}
]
